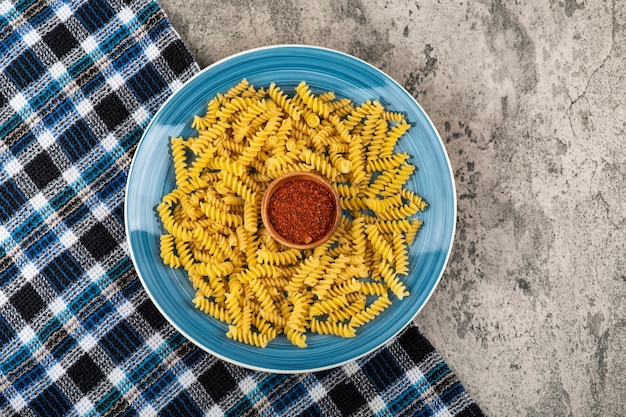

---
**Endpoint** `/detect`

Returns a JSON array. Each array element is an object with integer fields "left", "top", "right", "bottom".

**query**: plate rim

[{"left": 124, "top": 44, "right": 457, "bottom": 373}]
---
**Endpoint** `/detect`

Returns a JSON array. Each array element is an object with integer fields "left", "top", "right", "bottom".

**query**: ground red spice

[{"left": 267, "top": 179, "right": 335, "bottom": 244}]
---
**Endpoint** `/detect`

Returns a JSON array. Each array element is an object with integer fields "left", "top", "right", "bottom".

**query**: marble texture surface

[{"left": 156, "top": 0, "right": 626, "bottom": 415}]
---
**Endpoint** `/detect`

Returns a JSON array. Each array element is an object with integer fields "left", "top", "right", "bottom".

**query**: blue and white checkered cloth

[{"left": 0, "top": 0, "right": 485, "bottom": 415}]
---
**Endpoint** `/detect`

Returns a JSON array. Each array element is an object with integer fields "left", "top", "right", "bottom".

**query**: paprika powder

[{"left": 267, "top": 179, "right": 336, "bottom": 245}]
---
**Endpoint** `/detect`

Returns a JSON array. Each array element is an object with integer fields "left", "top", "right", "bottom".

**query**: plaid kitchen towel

[{"left": 0, "top": 0, "right": 485, "bottom": 415}]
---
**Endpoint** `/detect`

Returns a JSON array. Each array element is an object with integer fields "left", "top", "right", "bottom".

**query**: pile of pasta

[{"left": 157, "top": 79, "right": 426, "bottom": 348}]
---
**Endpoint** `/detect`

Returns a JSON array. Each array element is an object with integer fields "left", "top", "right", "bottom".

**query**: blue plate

[{"left": 125, "top": 45, "right": 456, "bottom": 373}]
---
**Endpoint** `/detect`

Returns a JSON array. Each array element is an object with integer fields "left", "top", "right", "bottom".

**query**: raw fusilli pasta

[{"left": 157, "top": 79, "right": 427, "bottom": 348}]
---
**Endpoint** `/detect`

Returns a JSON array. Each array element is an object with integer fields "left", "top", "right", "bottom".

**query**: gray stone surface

[{"left": 157, "top": 0, "right": 626, "bottom": 415}]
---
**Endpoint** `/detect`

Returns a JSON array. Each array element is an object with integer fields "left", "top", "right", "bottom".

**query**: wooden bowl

[{"left": 260, "top": 172, "right": 341, "bottom": 250}]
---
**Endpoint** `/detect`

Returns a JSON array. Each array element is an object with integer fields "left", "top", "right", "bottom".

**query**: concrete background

[{"left": 156, "top": 0, "right": 626, "bottom": 415}]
